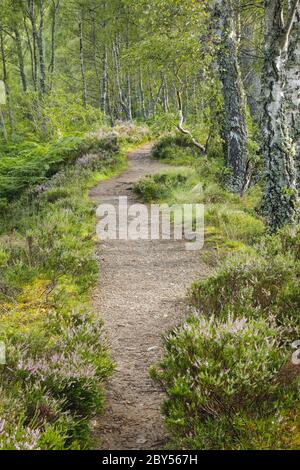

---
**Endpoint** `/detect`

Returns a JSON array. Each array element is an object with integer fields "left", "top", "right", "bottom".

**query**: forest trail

[{"left": 90, "top": 142, "right": 209, "bottom": 450}]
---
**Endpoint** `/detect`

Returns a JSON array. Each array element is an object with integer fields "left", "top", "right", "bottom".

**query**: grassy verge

[
  {"left": 0, "top": 129, "right": 133, "bottom": 450},
  {"left": 135, "top": 134, "right": 300, "bottom": 450}
]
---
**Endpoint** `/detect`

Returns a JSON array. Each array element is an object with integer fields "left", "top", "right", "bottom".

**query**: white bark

[{"left": 262, "top": 0, "right": 299, "bottom": 229}]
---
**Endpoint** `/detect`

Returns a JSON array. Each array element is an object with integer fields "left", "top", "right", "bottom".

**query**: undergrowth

[
  {"left": 145, "top": 134, "right": 300, "bottom": 450},
  {"left": 0, "top": 129, "right": 130, "bottom": 449}
]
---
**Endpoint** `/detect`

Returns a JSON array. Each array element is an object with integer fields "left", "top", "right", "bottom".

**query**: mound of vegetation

[
  {"left": 150, "top": 136, "right": 300, "bottom": 450},
  {"left": 0, "top": 134, "right": 118, "bottom": 201},
  {"left": 0, "top": 133, "right": 125, "bottom": 450}
]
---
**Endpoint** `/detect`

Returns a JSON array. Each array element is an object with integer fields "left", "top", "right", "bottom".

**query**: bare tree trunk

[
  {"left": 37, "top": 0, "right": 46, "bottom": 94},
  {"left": 101, "top": 47, "right": 108, "bottom": 114},
  {"left": 261, "top": 0, "right": 299, "bottom": 229},
  {"left": 79, "top": 15, "right": 87, "bottom": 108},
  {"left": 14, "top": 28, "right": 27, "bottom": 92},
  {"left": 22, "top": 10, "right": 35, "bottom": 89},
  {"left": 0, "top": 109, "right": 7, "bottom": 142},
  {"left": 0, "top": 28, "right": 14, "bottom": 135},
  {"left": 139, "top": 68, "right": 147, "bottom": 120},
  {"left": 125, "top": 73, "right": 133, "bottom": 121},
  {"left": 240, "top": 22, "right": 262, "bottom": 120},
  {"left": 162, "top": 72, "right": 170, "bottom": 113},
  {"left": 27, "top": 0, "right": 39, "bottom": 92},
  {"left": 113, "top": 40, "right": 124, "bottom": 118},
  {"left": 49, "top": 0, "right": 60, "bottom": 87},
  {"left": 215, "top": 0, "right": 249, "bottom": 193}
]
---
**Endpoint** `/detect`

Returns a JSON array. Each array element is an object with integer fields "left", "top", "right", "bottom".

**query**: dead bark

[{"left": 176, "top": 89, "right": 206, "bottom": 154}]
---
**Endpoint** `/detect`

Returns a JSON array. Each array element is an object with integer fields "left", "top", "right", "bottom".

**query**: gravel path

[{"left": 90, "top": 142, "right": 208, "bottom": 450}]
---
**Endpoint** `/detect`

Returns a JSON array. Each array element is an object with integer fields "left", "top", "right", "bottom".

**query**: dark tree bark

[
  {"left": 37, "top": 0, "right": 46, "bottom": 94},
  {"left": 49, "top": 0, "right": 60, "bottom": 84},
  {"left": 215, "top": 0, "right": 249, "bottom": 194},
  {"left": 27, "top": 0, "right": 39, "bottom": 91},
  {"left": 79, "top": 15, "right": 87, "bottom": 108}
]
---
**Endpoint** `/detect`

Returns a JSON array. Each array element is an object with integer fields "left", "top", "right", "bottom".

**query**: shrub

[
  {"left": 0, "top": 132, "right": 123, "bottom": 449},
  {"left": 152, "top": 314, "right": 297, "bottom": 449},
  {"left": 152, "top": 134, "right": 198, "bottom": 162},
  {"left": 134, "top": 171, "right": 190, "bottom": 202},
  {"left": 0, "top": 134, "right": 119, "bottom": 200},
  {"left": 189, "top": 251, "right": 300, "bottom": 340}
]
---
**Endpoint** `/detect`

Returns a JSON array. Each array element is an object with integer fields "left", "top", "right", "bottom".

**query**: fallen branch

[{"left": 176, "top": 90, "right": 206, "bottom": 155}]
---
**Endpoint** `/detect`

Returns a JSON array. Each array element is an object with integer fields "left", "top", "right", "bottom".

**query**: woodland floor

[{"left": 90, "top": 143, "right": 209, "bottom": 450}]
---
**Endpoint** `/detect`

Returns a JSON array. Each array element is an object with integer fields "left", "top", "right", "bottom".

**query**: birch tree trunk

[
  {"left": 261, "top": 0, "right": 299, "bottom": 229},
  {"left": 240, "top": 22, "right": 262, "bottom": 121},
  {"left": 0, "top": 28, "right": 14, "bottom": 135},
  {"left": 27, "top": 0, "right": 39, "bottom": 92},
  {"left": 49, "top": 0, "right": 60, "bottom": 86},
  {"left": 14, "top": 28, "right": 27, "bottom": 92},
  {"left": 37, "top": 0, "right": 46, "bottom": 94},
  {"left": 215, "top": 0, "right": 249, "bottom": 194},
  {"left": 101, "top": 47, "right": 108, "bottom": 114},
  {"left": 79, "top": 15, "right": 87, "bottom": 108},
  {"left": 286, "top": 4, "right": 300, "bottom": 190},
  {"left": 138, "top": 69, "right": 147, "bottom": 120}
]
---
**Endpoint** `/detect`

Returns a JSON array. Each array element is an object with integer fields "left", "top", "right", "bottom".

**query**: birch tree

[
  {"left": 286, "top": 3, "right": 300, "bottom": 189},
  {"left": 262, "top": 0, "right": 300, "bottom": 229},
  {"left": 215, "top": 0, "right": 249, "bottom": 194}
]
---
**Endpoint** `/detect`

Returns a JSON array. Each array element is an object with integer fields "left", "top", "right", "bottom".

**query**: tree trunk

[
  {"left": 139, "top": 69, "right": 147, "bottom": 120},
  {"left": 286, "top": 4, "right": 300, "bottom": 190},
  {"left": 125, "top": 73, "right": 133, "bottom": 121},
  {"left": 261, "top": 0, "right": 299, "bottom": 229},
  {"left": 113, "top": 40, "right": 124, "bottom": 118},
  {"left": 215, "top": 0, "right": 249, "bottom": 194},
  {"left": 79, "top": 15, "right": 87, "bottom": 108},
  {"left": 14, "top": 28, "right": 27, "bottom": 92},
  {"left": 27, "top": 0, "right": 39, "bottom": 92},
  {"left": 0, "top": 109, "right": 7, "bottom": 142},
  {"left": 37, "top": 0, "right": 46, "bottom": 94},
  {"left": 49, "top": 0, "right": 60, "bottom": 85},
  {"left": 0, "top": 28, "right": 14, "bottom": 135},
  {"left": 240, "top": 22, "right": 262, "bottom": 121},
  {"left": 101, "top": 47, "right": 108, "bottom": 114}
]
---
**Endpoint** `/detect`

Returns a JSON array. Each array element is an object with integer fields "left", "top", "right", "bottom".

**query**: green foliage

[
  {"left": 0, "top": 135, "right": 119, "bottom": 200},
  {"left": 152, "top": 314, "right": 298, "bottom": 450},
  {"left": 153, "top": 134, "right": 199, "bottom": 163},
  {"left": 134, "top": 170, "right": 191, "bottom": 202},
  {"left": 0, "top": 133, "right": 126, "bottom": 450},
  {"left": 150, "top": 136, "right": 300, "bottom": 450},
  {"left": 190, "top": 250, "right": 300, "bottom": 340}
]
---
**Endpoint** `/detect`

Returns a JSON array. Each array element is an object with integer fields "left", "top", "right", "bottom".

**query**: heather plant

[
  {"left": 150, "top": 136, "right": 300, "bottom": 449},
  {"left": 152, "top": 314, "right": 299, "bottom": 449},
  {"left": 0, "top": 132, "right": 126, "bottom": 449}
]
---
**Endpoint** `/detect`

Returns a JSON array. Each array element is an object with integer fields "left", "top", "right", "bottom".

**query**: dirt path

[{"left": 90, "top": 142, "right": 208, "bottom": 450}]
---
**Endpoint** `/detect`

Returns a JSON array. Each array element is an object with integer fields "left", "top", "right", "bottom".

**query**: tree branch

[
  {"left": 176, "top": 90, "right": 206, "bottom": 154},
  {"left": 282, "top": 0, "right": 300, "bottom": 49}
]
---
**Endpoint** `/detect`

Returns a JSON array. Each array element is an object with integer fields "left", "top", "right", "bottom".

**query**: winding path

[{"left": 90, "top": 142, "right": 208, "bottom": 450}]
